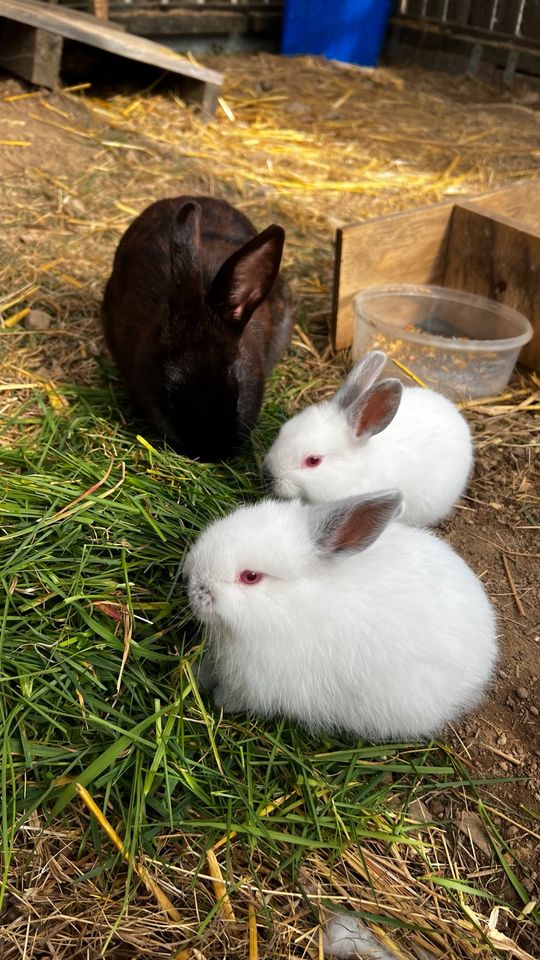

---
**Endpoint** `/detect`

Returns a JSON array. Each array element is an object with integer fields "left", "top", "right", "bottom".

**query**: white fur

[
  {"left": 263, "top": 365, "right": 473, "bottom": 528},
  {"left": 183, "top": 497, "right": 497, "bottom": 740}
]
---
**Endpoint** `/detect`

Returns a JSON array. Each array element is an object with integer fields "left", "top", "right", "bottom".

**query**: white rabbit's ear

[
  {"left": 347, "top": 379, "right": 402, "bottom": 439},
  {"left": 310, "top": 490, "right": 402, "bottom": 554},
  {"left": 334, "top": 351, "right": 387, "bottom": 410}
]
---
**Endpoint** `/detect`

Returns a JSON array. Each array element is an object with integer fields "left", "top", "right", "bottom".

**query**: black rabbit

[{"left": 102, "top": 195, "right": 293, "bottom": 461}]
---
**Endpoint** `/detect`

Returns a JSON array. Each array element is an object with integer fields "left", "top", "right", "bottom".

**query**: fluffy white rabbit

[
  {"left": 183, "top": 491, "right": 497, "bottom": 740},
  {"left": 263, "top": 351, "right": 473, "bottom": 527}
]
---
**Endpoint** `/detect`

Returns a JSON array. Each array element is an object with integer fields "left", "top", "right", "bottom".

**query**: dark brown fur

[{"left": 102, "top": 195, "right": 293, "bottom": 461}]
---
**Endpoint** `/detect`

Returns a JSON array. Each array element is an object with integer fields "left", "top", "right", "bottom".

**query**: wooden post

[
  {"left": 90, "top": 0, "right": 108, "bottom": 19},
  {"left": 0, "top": 17, "right": 62, "bottom": 87}
]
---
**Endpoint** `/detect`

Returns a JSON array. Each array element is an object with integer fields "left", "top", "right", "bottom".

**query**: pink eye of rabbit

[
  {"left": 302, "top": 455, "right": 323, "bottom": 469},
  {"left": 237, "top": 570, "right": 264, "bottom": 586}
]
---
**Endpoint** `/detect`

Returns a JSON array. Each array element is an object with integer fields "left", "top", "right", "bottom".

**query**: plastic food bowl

[{"left": 352, "top": 284, "right": 533, "bottom": 401}]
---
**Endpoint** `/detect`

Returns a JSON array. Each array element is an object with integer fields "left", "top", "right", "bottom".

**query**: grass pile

[
  {"left": 0, "top": 54, "right": 539, "bottom": 959},
  {"left": 1, "top": 374, "right": 538, "bottom": 959}
]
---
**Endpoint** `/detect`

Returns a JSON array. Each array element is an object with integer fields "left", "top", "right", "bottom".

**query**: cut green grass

[{"left": 0, "top": 376, "right": 538, "bottom": 959}]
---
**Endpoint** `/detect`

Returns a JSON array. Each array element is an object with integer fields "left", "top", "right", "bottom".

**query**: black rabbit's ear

[
  {"left": 206, "top": 224, "right": 285, "bottom": 330},
  {"left": 170, "top": 201, "right": 204, "bottom": 315},
  {"left": 310, "top": 491, "right": 403, "bottom": 555}
]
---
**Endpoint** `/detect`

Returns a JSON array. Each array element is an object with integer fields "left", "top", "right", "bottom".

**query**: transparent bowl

[{"left": 352, "top": 284, "right": 533, "bottom": 401}]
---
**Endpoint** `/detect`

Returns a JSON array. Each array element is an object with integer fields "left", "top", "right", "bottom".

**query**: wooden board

[
  {"left": 385, "top": 13, "right": 540, "bottom": 83},
  {"left": 0, "top": 0, "right": 222, "bottom": 115},
  {"left": 470, "top": 180, "right": 540, "bottom": 232},
  {"left": 111, "top": 7, "right": 282, "bottom": 39},
  {"left": 112, "top": 9, "right": 248, "bottom": 37},
  {"left": 0, "top": 18, "right": 62, "bottom": 87},
  {"left": 387, "top": 14, "right": 540, "bottom": 53},
  {"left": 91, "top": 0, "right": 109, "bottom": 20},
  {"left": 247, "top": 11, "right": 283, "bottom": 34},
  {"left": 331, "top": 180, "right": 540, "bottom": 369},
  {"left": 331, "top": 203, "right": 454, "bottom": 350},
  {"left": 443, "top": 204, "right": 540, "bottom": 369}
]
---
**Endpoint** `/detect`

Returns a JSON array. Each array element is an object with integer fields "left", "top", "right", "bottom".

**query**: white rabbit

[
  {"left": 183, "top": 491, "right": 497, "bottom": 740},
  {"left": 263, "top": 351, "right": 473, "bottom": 527}
]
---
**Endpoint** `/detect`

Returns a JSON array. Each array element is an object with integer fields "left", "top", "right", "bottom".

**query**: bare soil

[{"left": 445, "top": 438, "right": 540, "bottom": 884}]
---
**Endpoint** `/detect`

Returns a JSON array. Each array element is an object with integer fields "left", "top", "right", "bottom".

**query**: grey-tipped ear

[
  {"left": 170, "top": 200, "right": 204, "bottom": 316},
  {"left": 348, "top": 379, "right": 402, "bottom": 439},
  {"left": 334, "top": 351, "right": 387, "bottom": 410},
  {"left": 310, "top": 491, "right": 403, "bottom": 555}
]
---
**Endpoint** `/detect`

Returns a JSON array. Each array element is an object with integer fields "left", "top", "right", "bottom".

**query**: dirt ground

[
  {"left": 0, "top": 54, "right": 539, "bottom": 936},
  {"left": 444, "top": 437, "right": 540, "bottom": 881}
]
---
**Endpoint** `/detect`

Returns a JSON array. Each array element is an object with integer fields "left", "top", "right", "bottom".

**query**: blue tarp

[{"left": 282, "top": 0, "right": 393, "bottom": 67}]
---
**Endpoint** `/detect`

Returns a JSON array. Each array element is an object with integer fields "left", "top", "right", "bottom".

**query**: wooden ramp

[{"left": 0, "top": 0, "right": 223, "bottom": 116}]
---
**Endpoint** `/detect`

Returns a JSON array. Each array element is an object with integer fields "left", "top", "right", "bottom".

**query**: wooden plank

[
  {"left": 332, "top": 180, "right": 540, "bottom": 357},
  {"left": 247, "top": 10, "right": 283, "bottom": 33},
  {"left": 0, "top": 0, "right": 222, "bottom": 108},
  {"left": 388, "top": 14, "right": 540, "bottom": 52},
  {"left": 467, "top": 0, "right": 497, "bottom": 30},
  {"left": 383, "top": 32, "right": 494, "bottom": 79},
  {"left": 470, "top": 180, "right": 540, "bottom": 231},
  {"left": 488, "top": 0, "right": 522, "bottom": 36},
  {"left": 23, "top": 2, "right": 126, "bottom": 32},
  {"left": 446, "top": 0, "right": 473, "bottom": 26},
  {"left": 0, "top": 18, "right": 62, "bottom": 87},
  {"left": 90, "top": 0, "right": 109, "bottom": 20},
  {"left": 331, "top": 203, "right": 454, "bottom": 350},
  {"left": 112, "top": 9, "right": 248, "bottom": 37},
  {"left": 443, "top": 203, "right": 540, "bottom": 369},
  {"left": 385, "top": 27, "right": 540, "bottom": 80},
  {"left": 402, "top": 0, "right": 425, "bottom": 15},
  {"left": 426, "top": 0, "right": 449, "bottom": 20},
  {"left": 521, "top": 0, "right": 540, "bottom": 41}
]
